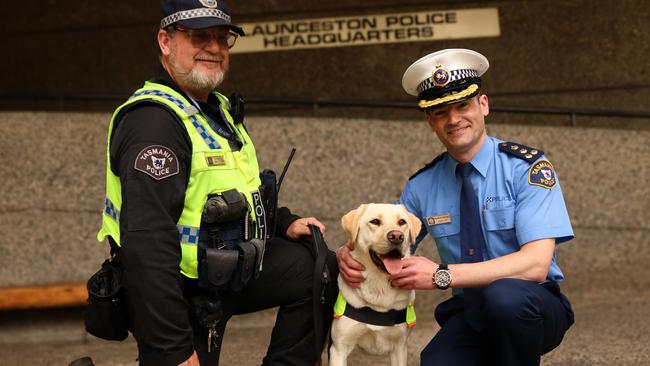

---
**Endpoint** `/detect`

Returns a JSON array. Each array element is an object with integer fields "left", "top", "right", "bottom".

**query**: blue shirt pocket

[
  {"left": 483, "top": 206, "right": 518, "bottom": 253},
  {"left": 483, "top": 206, "right": 516, "bottom": 231}
]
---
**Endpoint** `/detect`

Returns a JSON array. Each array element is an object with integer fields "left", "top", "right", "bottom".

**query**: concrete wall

[
  {"left": 1, "top": 112, "right": 648, "bottom": 305},
  {"left": 2, "top": 0, "right": 649, "bottom": 123}
]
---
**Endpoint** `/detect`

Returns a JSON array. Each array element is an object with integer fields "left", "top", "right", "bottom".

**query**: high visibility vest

[{"left": 97, "top": 81, "right": 266, "bottom": 279}]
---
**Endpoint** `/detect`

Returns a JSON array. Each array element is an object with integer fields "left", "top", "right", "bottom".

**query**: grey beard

[{"left": 168, "top": 54, "right": 225, "bottom": 94}]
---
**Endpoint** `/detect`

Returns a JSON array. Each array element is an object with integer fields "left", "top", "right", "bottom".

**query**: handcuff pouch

[
  {"left": 199, "top": 248, "right": 239, "bottom": 291},
  {"left": 229, "top": 241, "right": 256, "bottom": 292}
]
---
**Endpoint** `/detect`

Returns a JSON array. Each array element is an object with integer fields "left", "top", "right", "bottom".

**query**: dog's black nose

[{"left": 387, "top": 230, "right": 404, "bottom": 245}]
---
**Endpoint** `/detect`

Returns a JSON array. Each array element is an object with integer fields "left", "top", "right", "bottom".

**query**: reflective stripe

[
  {"left": 131, "top": 89, "right": 186, "bottom": 109},
  {"left": 189, "top": 116, "right": 221, "bottom": 149},
  {"left": 333, "top": 292, "right": 346, "bottom": 318},
  {"left": 104, "top": 197, "right": 120, "bottom": 221},
  {"left": 406, "top": 303, "right": 417, "bottom": 328},
  {"left": 130, "top": 90, "right": 221, "bottom": 149},
  {"left": 178, "top": 224, "right": 200, "bottom": 245}
]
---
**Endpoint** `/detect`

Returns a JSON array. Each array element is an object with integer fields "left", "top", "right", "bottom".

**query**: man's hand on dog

[
  {"left": 336, "top": 245, "right": 365, "bottom": 288},
  {"left": 390, "top": 256, "right": 437, "bottom": 290},
  {"left": 286, "top": 217, "right": 326, "bottom": 240}
]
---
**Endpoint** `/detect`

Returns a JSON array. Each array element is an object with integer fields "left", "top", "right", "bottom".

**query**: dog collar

[{"left": 333, "top": 292, "right": 416, "bottom": 327}]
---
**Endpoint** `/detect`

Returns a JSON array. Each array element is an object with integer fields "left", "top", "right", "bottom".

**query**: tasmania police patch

[
  {"left": 528, "top": 160, "right": 556, "bottom": 189},
  {"left": 134, "top": 145, "right": 179, "bottom": 180}
]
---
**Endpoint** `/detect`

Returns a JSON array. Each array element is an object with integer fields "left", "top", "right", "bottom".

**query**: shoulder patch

[
  {"left": 409, "top": 153, "right": 446, "bottom": 181},
  {"left": 498, "top": 141, "right": 544, "bottom": 164},
  {"left": 134, "top": 145, "right": 179, "bottom": 180},
  {"left": 528, "top": 160, "right": 556, "bottom": 189}
]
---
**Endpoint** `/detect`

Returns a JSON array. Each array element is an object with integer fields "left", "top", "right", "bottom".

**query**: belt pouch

[
  {"left": 248, "top": 238, "right": 265, "bottom": 279},
  {"left": 84, "top": 259, "right": 128, "bottom": 341},
  {"left": 200, "top": 248, "right": 239, "bottom": 291},
  {"left": 230, "top": 241, "right": 256, "bottom": 292}
]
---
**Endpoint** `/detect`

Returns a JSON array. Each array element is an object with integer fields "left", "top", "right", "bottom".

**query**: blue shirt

[{"left": 400, "top": 136, "right": 573, "bottom": 283}]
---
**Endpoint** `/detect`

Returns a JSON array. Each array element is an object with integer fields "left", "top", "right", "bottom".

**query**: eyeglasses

[{"left": 171, "top": 25, "right": 238, "bottom": 49}]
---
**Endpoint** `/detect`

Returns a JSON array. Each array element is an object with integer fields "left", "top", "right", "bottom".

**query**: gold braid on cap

[{"left": 418, "top": 84, "right": 479, "bottom": 109}]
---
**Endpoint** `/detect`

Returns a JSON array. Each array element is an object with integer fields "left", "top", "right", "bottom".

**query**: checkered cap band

[
  {"left": 161, "top": 8, "right": 231, "bottom": 28},
  {"left": 178, "top": 224, "right": 200, "bottom": 245},
  {"left": 416, "top": 69, "right": 479, "bottom": 94}
]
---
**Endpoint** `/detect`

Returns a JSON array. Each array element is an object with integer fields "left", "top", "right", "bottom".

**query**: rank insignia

[
  {"left": 134, "top": 145, "right": 179, "bottom": 180},
  {"left": 499, "top": 141, "right": 544, "bottom": 163},
  {"left": 432, "top": 65, "right": 450, "bottom": 87},
  {"left": 528, "top": 160, "right": 556, "bottom": 189}
]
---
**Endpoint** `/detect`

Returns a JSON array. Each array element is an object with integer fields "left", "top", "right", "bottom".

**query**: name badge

[
  {"left": 206, "top": 155, "right": 226, "bottom": 166},
  {"left": 427, "top": 214, "right": 451, "bottom": 226}
]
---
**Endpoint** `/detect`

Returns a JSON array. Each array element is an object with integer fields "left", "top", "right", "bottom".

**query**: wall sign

[{"left": 231, "top": 8, "right": 500, "bottom": 54}]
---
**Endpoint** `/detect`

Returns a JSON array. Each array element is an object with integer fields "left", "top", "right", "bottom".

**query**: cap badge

[
  {"left": 432, "top": 65, "right": 450, "bottom": 87},
  {"left": 199, "top": 0, "right": 219, "bottom": 8}
]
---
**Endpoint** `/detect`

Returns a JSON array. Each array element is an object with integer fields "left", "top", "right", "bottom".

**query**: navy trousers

[{"left": 421, "top": 278, "right": 574, "bottom": 366}]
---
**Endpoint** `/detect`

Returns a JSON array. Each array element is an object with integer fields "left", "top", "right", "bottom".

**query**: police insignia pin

[
  {"left": 432, "top": 65, "right": 450, "bottom": 87},
  {"left": 199, "top": 0, "right": 218, "bottom": 8},
  {"left": 528, "top": 160, "right": 556, "bottom": 189},
  {"left": 134, "top": 145, "right": 179, "bottom": 180}
]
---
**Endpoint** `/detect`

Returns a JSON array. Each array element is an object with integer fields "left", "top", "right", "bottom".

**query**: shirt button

[
  {"left": 468, "top": 248, "right": 475, "bottom": 256},
  {"left": 499, "top": 219, "right": 506, "bottom": 227}
]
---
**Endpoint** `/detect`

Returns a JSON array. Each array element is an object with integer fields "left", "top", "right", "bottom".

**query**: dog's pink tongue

[{"left": 382, "top": 257, "right": 403, "bottom": 275}]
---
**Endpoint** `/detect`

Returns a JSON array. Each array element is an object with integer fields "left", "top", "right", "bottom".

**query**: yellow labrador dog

[{"left": 329, "top": 203, "right": 421, "bottom": 366}]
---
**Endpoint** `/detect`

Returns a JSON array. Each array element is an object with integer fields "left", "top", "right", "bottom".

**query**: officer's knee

[
  {"left": 420, "top": 339, "right": 445, "bottom": 366},
  {"left": 483, "top": 278, "right": 542, "bottom": 324}
]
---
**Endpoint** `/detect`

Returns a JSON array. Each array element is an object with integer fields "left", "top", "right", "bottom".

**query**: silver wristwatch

[{"left": 433, "top": 264, "right": 452, "bottom": 290}]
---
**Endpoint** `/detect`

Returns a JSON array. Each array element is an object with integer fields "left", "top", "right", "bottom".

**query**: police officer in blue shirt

[{"left": 336, "top": 49, "right": 575, "bottom": 365}]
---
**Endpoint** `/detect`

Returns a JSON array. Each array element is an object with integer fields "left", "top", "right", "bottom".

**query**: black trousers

[
  {"left": 189, "top": 236, "right": 338, "bottom": 366},
  {"left": 421, "top": 278, "right": 574, "bottom": 366}
]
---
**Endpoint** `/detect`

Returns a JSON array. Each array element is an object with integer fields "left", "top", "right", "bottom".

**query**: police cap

[
  {"left": 402, "top": 48, "right": 489, "bottom": 110},
  {"left": 161, "top": 0, "right": 245, "bottom": 36}
]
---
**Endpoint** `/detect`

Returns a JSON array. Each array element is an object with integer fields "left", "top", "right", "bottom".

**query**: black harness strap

[{"left": 343, "top": 304, "right": 408, "bottom": 326}]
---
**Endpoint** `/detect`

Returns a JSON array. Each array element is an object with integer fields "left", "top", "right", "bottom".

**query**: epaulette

[
  {"left": 409, "top": 152, "right": 446, "bottom": 180},
  {"left": 498, "top": 141, "right": 544, "bottom": 164}
]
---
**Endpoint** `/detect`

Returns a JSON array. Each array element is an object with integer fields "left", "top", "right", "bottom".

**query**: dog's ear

[
  {"left": 341, "top": 204, "right": 367, "bottom": 249},
  {"left": 402, "top": 205, "right": 422, "bottom": 244}
]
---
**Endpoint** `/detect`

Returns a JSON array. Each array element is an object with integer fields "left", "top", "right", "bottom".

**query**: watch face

[{"left": 435, "top": 270, "right": 452, "bottom": 288}]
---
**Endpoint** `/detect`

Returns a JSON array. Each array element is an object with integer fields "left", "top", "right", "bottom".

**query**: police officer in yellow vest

[{"left": 96, "top": 1, "right": 337, "bottom": 365}]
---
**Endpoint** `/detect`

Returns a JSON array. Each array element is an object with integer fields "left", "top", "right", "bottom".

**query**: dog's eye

[
  {"left": 369, "top": 219, "right": 381, "bottom": 226},
  {"left": 398, "top": 219, "right": 407, "bottom": 226}
]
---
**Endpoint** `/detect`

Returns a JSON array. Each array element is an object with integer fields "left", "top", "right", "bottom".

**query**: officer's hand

[
  {"left": 285, "top": 217, "right": 326, "bottom": 240},
  {"left": 337, "top": 245, "right": 365, "bottom": 288},
  {"left": 389, "top": 256, "right": 437, "bottom": 290},
  {"left": 177, "top": 351, "right": 199, "bottom": 366}
]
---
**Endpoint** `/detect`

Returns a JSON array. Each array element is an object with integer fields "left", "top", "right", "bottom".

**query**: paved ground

[{"left": 1, "top": 291, "right": 649, "bottom": 366}]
